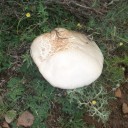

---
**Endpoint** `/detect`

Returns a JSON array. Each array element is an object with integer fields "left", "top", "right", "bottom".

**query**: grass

[{"left": 0, "top": 0, "right": 128, "bottom": 128}]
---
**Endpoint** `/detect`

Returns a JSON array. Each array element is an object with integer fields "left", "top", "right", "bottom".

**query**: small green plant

[
  {"left": 104, "top": 56, "right": 127, "bottom": 87},
  {"left": 22, "top": 51, "right": 33, "bottom": 68},
  {"left": 23, "top": 79, "right": 55, "bottom": 128},
  {"left": 66, "top": 84, "right": 110, "bottom": 123},
  {"left": 5, "top": 77, "right": 25, "bottom": 110}
]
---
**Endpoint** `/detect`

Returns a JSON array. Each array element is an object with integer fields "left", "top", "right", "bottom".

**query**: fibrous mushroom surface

[{"left": 30, "top": 28, "right": 104, "bottom": 89}]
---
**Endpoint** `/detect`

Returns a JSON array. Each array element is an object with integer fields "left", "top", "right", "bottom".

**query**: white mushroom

[{"left": 30, "top": 28, "right": 104, "bottom": 89}]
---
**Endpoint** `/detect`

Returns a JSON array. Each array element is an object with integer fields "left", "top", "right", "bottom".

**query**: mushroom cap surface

[{"left": 30, "top": 28, "right": 104, "bottom": 89}]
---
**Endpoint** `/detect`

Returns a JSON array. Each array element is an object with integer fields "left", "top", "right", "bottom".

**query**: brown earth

[
  {"left": 45, "top": 82, "right": 128, "bottom": 128},
  {"left": 46, "top": 65, "right": 128, "bottom": 128},
  {"left": 0, "top": 52, "right": 128, "bottom": 128},
  {"left": 83, "top": 82, "right": 128, "bottom": 128}
]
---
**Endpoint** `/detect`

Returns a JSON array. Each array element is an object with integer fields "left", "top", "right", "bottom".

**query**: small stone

[
  {"left": 115, "top": 88, "right": 122, "bottom": 98},
  {"left": 5, "top": 110, "right": 17, "bottom": 123},
  {"left": 2, "top": 121, "right": 10, "bottom": 128},
  {"left": 17, "top": 111, "right": 34, "bottom": 127},
  {"left": 122, "top": 103, "right": 128, "bottom": 114}
]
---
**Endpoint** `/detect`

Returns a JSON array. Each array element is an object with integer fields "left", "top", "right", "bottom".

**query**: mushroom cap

[{"left": 30, "top": 28, "right": 104, "bottom": 89}]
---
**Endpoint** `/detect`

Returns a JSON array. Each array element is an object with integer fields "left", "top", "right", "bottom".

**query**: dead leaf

[
  {"left": 5, "top": 110, "right": 17, "bottom": 123},
  {"left": 115, "top": 88, "right": 122, "bottom": 98},
  {"left": 17, "top": 111, "right": 34, "bottom": 127},
  {"left": 122, "top": 103, "right": 128, "bottom": 114},
  {"left": 2, "top": 121, "right": 10, "bottom": 128}
]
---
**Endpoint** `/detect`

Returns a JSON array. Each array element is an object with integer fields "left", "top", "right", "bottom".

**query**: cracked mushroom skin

[{"left": 30, "top": 28, "right": 104, "bottom": 89}]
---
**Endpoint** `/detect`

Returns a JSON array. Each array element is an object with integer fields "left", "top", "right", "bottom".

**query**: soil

[
  {"left": 46, "top": 66, "right": 128, "bottom": 128},
  {"left": 45, "top": 82, "right": 128, "bottom": 128},
  {"left": 83, "top": 82, "right": 128, "bottom": 128},
  {"left": 0, "top": 58, "right": 128, "bottom": 128}
]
